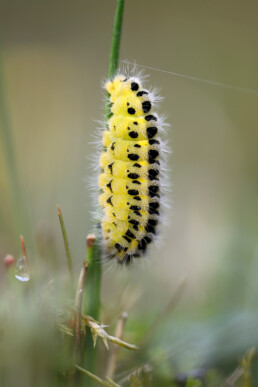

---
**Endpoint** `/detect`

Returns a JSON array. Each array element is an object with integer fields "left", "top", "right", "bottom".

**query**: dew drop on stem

[{"left": 14, "top": 256, "right": 30, "bottom": 282}]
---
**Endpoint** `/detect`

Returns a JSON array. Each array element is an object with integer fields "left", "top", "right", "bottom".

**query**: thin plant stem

[
  {"left": 105, "top": 334, "right": 138, "bottom": 351},
  {"left": 86, "top": 234, "right": 101, "bottom": 319},
  {"left": 75, "top": 261, "right": 88, "bottom": 385},
  {"left": 221, "top": 348, "right": 256, "bottom": 387},
  {"left": 83, "top": 234, "right": 100, "bottom": 382},
  {"left": 83, "top": 1, "right": 125, "bottom": 384},
  {"left": 20, "top": 235, "right": 29, "bottom": 266},
  {"left": 107, "top": 0, "right": 125, "bottom": 80},
  {"left": 222, "top": 367, "right": 244, "bottom": 387},
  {"left": 104, "top": 0, "right": 125, "bottom": 121},
  {"left": 75, "top": 365, "right": 108, "bottom": 386},
  {"left": 106, "top": 312, "right": 128, "bottom": 379},
  {"left": 75, "top": 365, "right": 121, "bottom": 387},
  {"left": 0, "top": 40, "right": 24, "bottom": 246},
  {"left": 88, "top": 0, "right": 125, "bottom": 321},
  {"left": 87, "top": 0, "right": 125, "bottom": 319},
  {"left": 57, "top": 204, "right": 73, "bottom": 280}
]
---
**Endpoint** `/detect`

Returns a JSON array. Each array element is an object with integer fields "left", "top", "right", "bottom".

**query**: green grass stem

[
  {"left": 0, "top": 40, "right": 36, "bottom": 254},
  {"left": 104, "top": 0, "right": 125, "bottom": 121},
  {"left": 57, "top": 204, "right": 74, "bottom": 280},
  {"left": 107, "top": 0, "right": 125, "bottom": 80},
  {"left": 83, "top": 1, "right": 125, "bottom": 383},
  {"left": 85, "top": 234, "right": 101, "bottom": 320},
  {"left": 75, "top": 365, "right": 121, "bottom": 387},
  {"left": 83, "top": 234, "right": 101, "bottom": 384},
  {"left": 0, "top": 41, "right": 23, "bottom": 245}
]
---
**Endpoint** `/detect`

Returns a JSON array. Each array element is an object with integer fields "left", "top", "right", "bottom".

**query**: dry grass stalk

[
  {"left": 75, "top": 261, "right": 89, "bottom": 365},
  {"left": 106, "top": 312, "right": 128, "bottom": 379}
]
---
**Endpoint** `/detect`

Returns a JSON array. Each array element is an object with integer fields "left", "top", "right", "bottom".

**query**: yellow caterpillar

[{"left": 98, "top": 75, "right": 162, "bottom": 264}]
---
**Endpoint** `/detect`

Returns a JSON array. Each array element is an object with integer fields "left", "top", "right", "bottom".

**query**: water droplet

[{"left": 15, "top": 256, "right": 30, "bottom": 282}]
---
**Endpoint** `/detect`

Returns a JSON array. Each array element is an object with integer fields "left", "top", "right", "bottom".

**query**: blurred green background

[{"left": 1, "top": 0, "right": 258, "bottom": 385}]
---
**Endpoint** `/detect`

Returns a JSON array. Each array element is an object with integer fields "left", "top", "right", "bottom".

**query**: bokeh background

[{"left": 1, "top": 0, "right": 258, "bottom": 385}]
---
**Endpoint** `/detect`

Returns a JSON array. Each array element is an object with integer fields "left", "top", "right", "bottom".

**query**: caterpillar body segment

[{"left": 99, "top": 75, "right": 163, "bottom": 264}]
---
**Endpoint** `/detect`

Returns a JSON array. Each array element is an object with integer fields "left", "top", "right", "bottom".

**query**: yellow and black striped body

[{"left": 99, "top": 75, "right": 160, "bottom": 263}]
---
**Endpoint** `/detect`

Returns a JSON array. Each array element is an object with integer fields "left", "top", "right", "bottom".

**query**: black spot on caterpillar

[
  {"left": 106, "top": 180, "right": 113, "bottom": 193},
  {"left": 126, "top": 229, "right": 136, "bottom": 239},
  {"left": 131, "top": 82, "right": 139, "bottom": 91},
  {"left": 128, "top": 107, "right": 136, "bottom": 115},
  {"left": 148, "top": 185, "right": 159, "bottom": 198},
  {"left": 149, "top": 139, "right": 160, "bottom": 145},
  {"left": 137, "top": 91, "right": 148, "bottom": 97},
  {"left": 129, "top": 131, "right": 138, "bottom": 138},
  {"left": 138, "top": 236, "right": 152, "bottom": 251},
  {"left": 128, "top": 153, "right": 139, "bottom": 161},
  {"left": 148, "top": 202, "right": 159, "bottom": 215},
  {"left": 130, "top": 205, "right": 141, "bottom": 211},
  {"left": 115, "top": 243, "right": 128, "bottom": 252},
  {"left": 106, "top": 196, "right": 113, "bottom": 206},
  {"left": 128, "top": 173, "right": 140, "bottom": 179},
  {"left": 145, "top": 223, "right": 156, "bottom": 234},
  {"left": 148, "top": 169, "right": 159, "bottom": 181},
  {"left": 129, "top": 219, "right": 139, "bottom": 226},
  {"left": 145, "top": 114, "right": 157, "bottom": 122},
  {"left": 123, "top": 235, "right": 132, "bottom": 243},
  {"left": 108, "top": 163, "right": 114, "bottom": 174},
  {"left": 147, "top": 127, "right": 158, "bottom": 139},
  {"left": 128, "top": 189, "right": 139, "bottom": 196},
  {"left": 148, "top": 149, "right": 159, "bottom": 163},
  {"left": 142, "top": 101, "right": 151, "bottom": 113}
]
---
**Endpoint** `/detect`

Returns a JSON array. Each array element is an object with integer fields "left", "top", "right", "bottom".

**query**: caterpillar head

[
  {"left": 105, "top": 75, "right": 125, "bottom": 96},
  {"left": 106, "top": 76, "right": 143, "bottom": 102}
]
